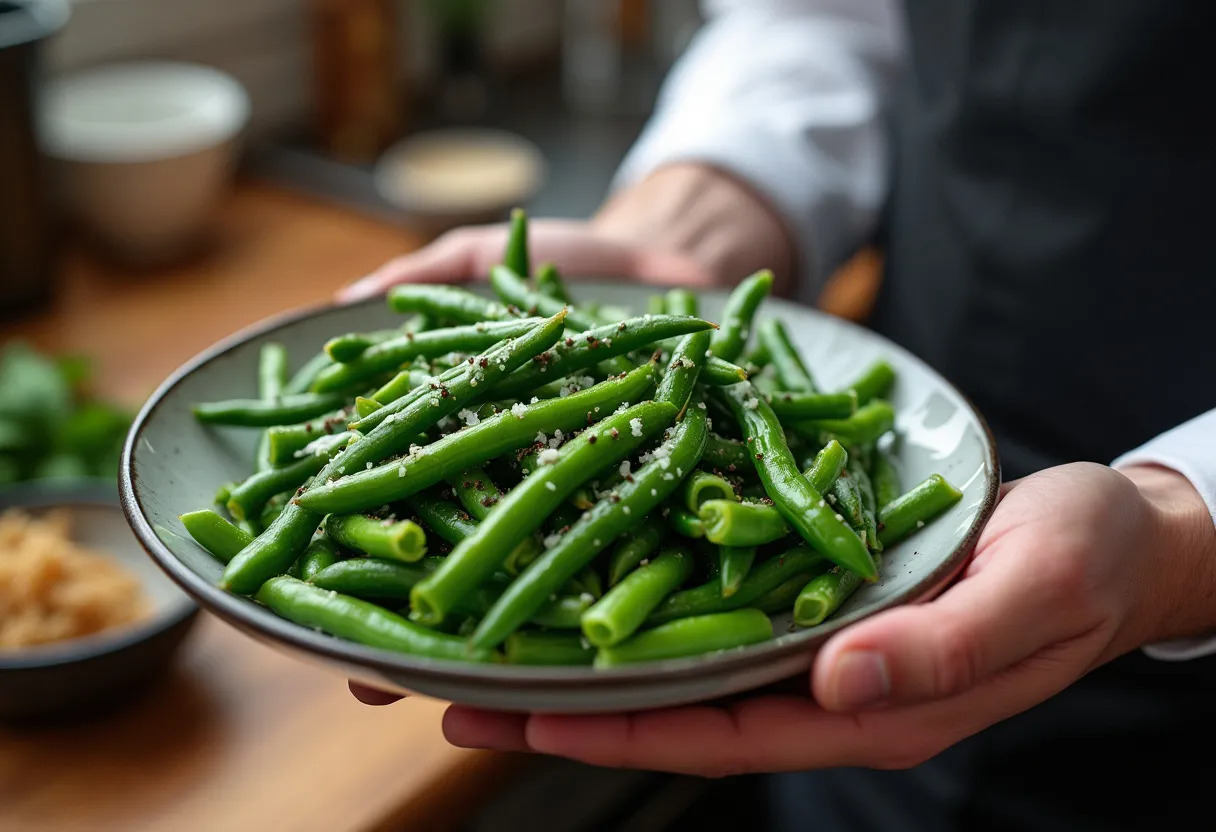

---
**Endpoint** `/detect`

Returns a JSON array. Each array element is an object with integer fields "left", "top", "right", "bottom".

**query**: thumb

[{"left": 811, "top": 543, "right": 1082, "bottom": 711}]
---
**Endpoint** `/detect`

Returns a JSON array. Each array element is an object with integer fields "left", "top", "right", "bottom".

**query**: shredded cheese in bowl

[{"left": 0, "top": 509, "right": 150, "bottom": 650}]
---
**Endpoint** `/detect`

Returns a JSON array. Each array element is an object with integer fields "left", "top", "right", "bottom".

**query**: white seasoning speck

[
  {"left": 743, "top": 397, "right": 760, "bottom": 410},
  {"left": 511, "top": 402, "right": 527, "bottom": 419},
  {"left": 834, "top": 513, "right": 844, "bottom": 522},
  {"left": 916, "top": 520, "right": 925, "bottom": 528},
  {"left": 662, "top": 472, "right": 675, "bottom": 481},
  {"left": 545, "top": 482, "right": 557, "bottom": 491},
  {"left": 530, "top": 396, "right": 540, "bottom": 404},
  {"left": 639, "top": 558, "right": 649, "bottom": 566},
  {"left": 619, "top": 460, "right": 631, "bottom": 478},
  {"left": 622, "top": 506, "right": 631, "bottom": 514},
  {"left": 629, "top": 417, "right": 644, "bottom": 437},
  {"left": 818, "top": 500, "right": 826, "bottom": 507},
  {"left": 650, "top": 488, "right": 658, "bottom": 496},
  {"left": 538, "top": 448, "right": 560, "bottom": 466},
  {"left": 697, "top": 402, "right": 706, "bottom": 409},
  {"left": 579, "top": 592, "right": 594, "bottom": 604},
  {"left": 365, "top": 462, "right": 372, "bottom": 470},
  {"left": 398, "top": 466, "right": 406, "bottom": 477}
]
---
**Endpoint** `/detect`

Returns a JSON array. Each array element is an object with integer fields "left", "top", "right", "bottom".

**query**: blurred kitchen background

[{"left": 1, "top": 2, "right": 872, "bottom": 829}]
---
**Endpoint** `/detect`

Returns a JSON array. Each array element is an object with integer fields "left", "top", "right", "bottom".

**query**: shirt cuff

[{"left": 1111, "top": 408, "right": 1216, "bottom": 661}]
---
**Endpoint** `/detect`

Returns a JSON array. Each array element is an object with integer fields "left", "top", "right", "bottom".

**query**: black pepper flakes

[{"left": 588, "top": 434, "right": 598, "bottom": 444}]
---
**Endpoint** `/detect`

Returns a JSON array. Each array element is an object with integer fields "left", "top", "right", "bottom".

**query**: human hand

[
  {"left": 437, "top": 462, "right": 1216, "bottom": 775},
  {"left": 339, "top": 163, "right": 795, "bottom": 302}
]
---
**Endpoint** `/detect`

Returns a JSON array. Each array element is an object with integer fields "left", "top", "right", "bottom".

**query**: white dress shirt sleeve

[
  {"left": 613, "top": 0, "right": 906, "bottom": 297},
  {"left": 1111, "top": 408, "right": 1216, "bottom": 660}
]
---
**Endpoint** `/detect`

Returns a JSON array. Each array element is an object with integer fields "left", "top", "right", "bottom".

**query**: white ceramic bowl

[
  {"left": 374, "top": 128, "right": 545, "bottom": 233},
  {"left": 120, "top": 284, "right": 999, "bottom": 713},
  {"left": 39, "top": 61, "right": 249, "bottom": 264}
]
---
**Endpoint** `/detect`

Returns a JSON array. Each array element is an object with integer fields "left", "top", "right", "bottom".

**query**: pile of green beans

[{"left": 179, "top": 210, "right": 963, "bottom": 668}]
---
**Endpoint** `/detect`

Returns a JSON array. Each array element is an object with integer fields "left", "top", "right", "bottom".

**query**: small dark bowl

[{"left": 0, "top": 481, "right": 198, "bottom": 721}]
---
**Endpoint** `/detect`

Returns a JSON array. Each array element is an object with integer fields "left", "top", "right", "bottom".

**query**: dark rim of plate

[
  {"left": 120, "top": 288, "right": 1000, "bottom": 690},
  {"left": 0, "top": 483, "right": 198, "bottom": 671}
]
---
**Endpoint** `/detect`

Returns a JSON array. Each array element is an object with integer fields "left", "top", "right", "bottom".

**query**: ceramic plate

[{"left": 120, "top": 283, "right": 999, "bottom": 713}]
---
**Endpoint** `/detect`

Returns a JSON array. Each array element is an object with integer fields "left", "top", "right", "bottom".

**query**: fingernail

[{"left": 831, "top": 650, "right": 891, "bottom": 709}]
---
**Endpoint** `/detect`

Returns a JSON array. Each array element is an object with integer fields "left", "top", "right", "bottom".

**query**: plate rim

[{"left": 119, "top": 286, "right": 1001, "bottom": 691}]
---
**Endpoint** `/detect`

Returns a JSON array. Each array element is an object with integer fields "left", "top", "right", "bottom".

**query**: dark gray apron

[{"left": 770, "top": 2, "right": 1216, "bottom": 829}]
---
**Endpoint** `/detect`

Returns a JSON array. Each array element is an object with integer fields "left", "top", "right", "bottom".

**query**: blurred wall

[{"left": 48, "top": 0, "right": 565, "bottom": 140}]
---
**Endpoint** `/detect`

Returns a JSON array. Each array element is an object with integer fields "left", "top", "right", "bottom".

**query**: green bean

[
  {"left": 570, "top": 564, "right": 604, "bottom": 600},
  {"left": 325, "top": 328, "right": 402, "bottom": 363},
  {"left": 468, "top": 405, "right": 708, "bottom": 651},
  {"left": 406, "top": 492, "right": 477, "bottom": 544},
  {"left": 528, "top": 594, "right": 595, "bottom": 630},
  {"left": 354, "top": 397, "right": 379, "bottom": 419},
  {"left": 370, "top": 369, "right": 428, "bottom": 406},
  {"left": 714, "top": 383, "right": 875, "bottom": 579},
  {"left": 793, "top": 556, "right": 881, "bottom": 627},
  {"left": 259, "top": 495, "right": 287, "bottom": 530},
  {"left": 702, "top": 357, "right": 750, "bottom": 386},
  {"left": 214, "top": 481, "right": 235, "bottom": 506},
  {"left": 702, "top": 434, "right": 754, "bottom": 474},
  {"left": 325, "top": 514, "right": 427, "bottom": 562},
  {"left": 647, "top": 544, "right": 828, "bottom": 625},
  {"left": 806, "top": 439, "right": 849, "bottom": 490},
  {"left": 718, "top": 546, "right": 756, "bottom": 598},
  {"left": 752, "top": 573, "right": 808, "bottom": 614},
  {"left": 877, "top": 474, "right": 963, "bottom": 546},
  {"left": 255, "top": 576, "right": 495, "bottom": 662},
  {"left": 505, "top": 631, "right": 595, "bottom": 665},
  {"left": 872, "top": 449, "right": 901, "bottom": 512},
  {"left": 681, "top": 470, "right": 737, "bottom": 512},
  {"left": 227, "top": 432, "right": 353, "bottom": 521},
  {"left": 808, "top": 400, "right": 896, "bottom": 447},
  {"left": 297, "top": 362, "right": 658, "bottom": 514},
  {"left": 664, "top": 288, "right": 697, "bottom": 316},
  {"left": 848, "top": 455, "right": 881, "bottom": 552},
  {"left": 491, "top": 314, "right": 712, "bottom": 401},
  {"left": 283, "top": 352, "right": 335, "bottom": 396},
  {"left": 582, "top": 547, "right": 693, "bottom": 648},
  {"left": 489, "top": 264, "right": 601, "bottom": 332},
  {"left": 309, "top": 557, "right": 440, "bottom": 596},
  {"left": 699, "top": 439, "right": 846, "bottom": 545},
  {"left": 768, "top": 391, "right": 858, "bottom": 420},
  {"left": 310, "top": 319, "right": 542, "bottom": 393},
  {"left": 607, "top": 517, "right": 666, "bottom": 585},
  {"left": 342, "top": 313, "right": 566, "bottom": 450},
  {"left": 831, "top": 475, "right": 865, "bottom": 534},
  {"left": 387, "top": 284, "right": 515, "bottom": 324},
  {"left": 709, "top": 270, "right": 773, "bottom": 363},
  {"left": 420, "top": 481, "right": 542, "bottom": 573},
  {"left": 180, "top": 509, "right": 253, "bottom": 563},
  {"left": 698, "top": 499, "right": 789, "bottom": 546},
  {"left": 757, "top": 318, "right": 818, "bottom": 393},
  {"left": 254, "top": 343, "right": 290, "bottom": 471},
  {"left": 264, "top": 415, "right": 354, "bottom": 466},
  {"left": 194, "top": 392, "right": 349, "bottom": 427},
  {"left": 844, "top": 359, "right": 896, "bottom": 405},
  {"left": 646, "top": 294, "right": 667, "bottom": 315},
  {"left": 503, "top": 207, "right": 531, "bottom": 278},
  {"left": 410, "top": 400, "right": 675, "bottom": 626},
  {"left": 221, "top": 498, "right": 325, "bottom": 595},
  {"left": 296, "top": 536, "right": 340, "bottom": 581},
  {"left": 667, "top": 507, "right": 705, "bottom": 539},
  {"left": 655, "top": 330, "right": 709, "bottom": 413},
  {"left": 594, "top": 608, "right": 772, "bottom": 668},
  {"left": 534, "top": 262, "right": 573, "bottom": 305}
]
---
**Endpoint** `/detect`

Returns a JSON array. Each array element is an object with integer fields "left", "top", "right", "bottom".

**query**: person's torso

[
  {"left": 873, "top": 0, "right": 1216, "bottom": 479},
  {"left": 862, "top": 3, "right": 1216, "bottom": 829}
]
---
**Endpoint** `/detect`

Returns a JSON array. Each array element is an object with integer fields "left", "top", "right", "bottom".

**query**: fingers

[
  {"left": 444, "top": 705, "right": 530, "bottom": 752},
  {"left": 338, "top": 233, "right": 483, "bottom": 301},
  {"left": 348, "top": 680, "right": 406, "bottom": 705},
  {"left": 812, "top": 529, "right": 1096, "bottom": 711},
  {"left": 513, "top": 636, "right": 1095, "bottom": 775},
  {"left": 337, "top": 219, "right": 718, "bottom": 303}
]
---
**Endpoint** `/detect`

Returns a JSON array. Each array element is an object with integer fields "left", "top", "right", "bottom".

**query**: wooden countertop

[
  {"left": 0, "top": 182, "right": 518, "bottom": 832},
  {"left": 0, "top": 180, "right": 878, "bottom": 830}
]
